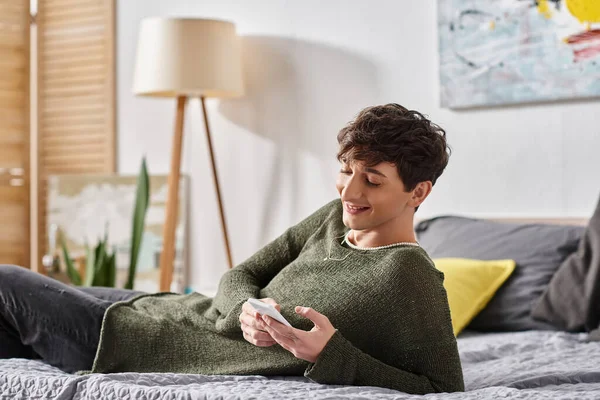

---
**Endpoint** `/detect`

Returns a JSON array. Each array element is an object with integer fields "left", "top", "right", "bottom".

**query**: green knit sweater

[{"left": 88, "top": 199, "right": 464, "bottom": 394}]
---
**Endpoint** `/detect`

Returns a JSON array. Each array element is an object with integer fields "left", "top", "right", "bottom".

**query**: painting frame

[
  {"left": 47, "top": 174, "right": 189, "bottom": 293},
  {"left": 438, "top": 0, "right": 600, "bottom": 108}
]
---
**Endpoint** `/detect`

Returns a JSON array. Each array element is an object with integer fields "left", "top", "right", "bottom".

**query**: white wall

[{"left": 117, "top": 0, "right": 600, "bottom": 294}]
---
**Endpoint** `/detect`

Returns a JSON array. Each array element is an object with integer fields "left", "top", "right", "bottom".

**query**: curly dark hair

[{"left": 337, "top": 103, "right": 450, "bottom": 206}]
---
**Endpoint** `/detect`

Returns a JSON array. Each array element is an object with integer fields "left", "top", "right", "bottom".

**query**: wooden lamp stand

[{"left": 158, "top": 96, "right": 234, "bottom": 292}]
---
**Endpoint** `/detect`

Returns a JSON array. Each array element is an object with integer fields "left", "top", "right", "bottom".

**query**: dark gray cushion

[
  {"left": 532, "top": 195, "right": 600, "bottom": 332},
  {"left": 415, "top": 216, "right": 584, "bottom": 332}
]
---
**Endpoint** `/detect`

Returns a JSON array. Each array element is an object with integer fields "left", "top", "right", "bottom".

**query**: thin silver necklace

[
  {"left": 323, "top": 234, "right": 351, "bottom": 261},
  {"left": 324, "top": 231, "right": 420, "bottom": 261}
]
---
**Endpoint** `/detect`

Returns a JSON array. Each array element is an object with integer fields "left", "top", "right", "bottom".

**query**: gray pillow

[
  {"left": 532, "top": 195, "right": 600, "bottom": 332},
  {"left": 415, "top": 216, "right": 584, "bottom": 332}
]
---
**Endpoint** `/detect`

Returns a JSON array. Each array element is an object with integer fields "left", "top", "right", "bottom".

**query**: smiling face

[
  {"left": 333, "top": 103, "right": 449, "bottom": 244},
  {"left": 335, "top": 159, "right": 422, "bottom": 232}
]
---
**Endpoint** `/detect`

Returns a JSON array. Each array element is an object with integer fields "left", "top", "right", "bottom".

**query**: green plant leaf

[
  {"left": 106, "top": 250, "right": 117, "bottom": 288},
  {"left": 93, "top": 239, "right": 107, "bottom": 286},
  {"left": 94, "top": 237, "right": 104, "bottom": 274},
  {"left": 84, "top": 242, "right": 95, "bottom": 287},
  {"left": 125, "top": 157, "right": 150, "bottom": 290},
  {"left": 60, "top": 234, "right": 81, "bottom": 286}
]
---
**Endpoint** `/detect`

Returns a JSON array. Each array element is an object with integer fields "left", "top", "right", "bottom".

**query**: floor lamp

[{"left": 132, "top": 18, "right": 244, "bottom": 292}]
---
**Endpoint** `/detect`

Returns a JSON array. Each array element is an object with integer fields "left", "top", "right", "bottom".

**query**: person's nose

[{"left": 342, "top": 174, "right": 363, "bottom": 201}]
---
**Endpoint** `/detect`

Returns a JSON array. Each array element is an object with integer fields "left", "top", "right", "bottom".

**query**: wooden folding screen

[
  {"left": 0, "top": 0, "right": 31, "bottom": 267},
  {"left": 35, "top": 0, "right": 115, "bottom": 270}
]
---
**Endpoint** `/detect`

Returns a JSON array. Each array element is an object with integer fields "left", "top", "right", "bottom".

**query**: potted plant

[{"left": 60, "top": 158, "right": 150, "bottom": 289}]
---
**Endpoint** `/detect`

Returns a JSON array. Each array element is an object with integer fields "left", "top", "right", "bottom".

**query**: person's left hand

[{"left": 260, "top": 306, "right": 336, "bottom": 363}]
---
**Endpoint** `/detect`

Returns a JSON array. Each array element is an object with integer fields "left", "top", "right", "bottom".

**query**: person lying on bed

[{"left": 0, "top": 104, "right": 464, "bottom": 395}]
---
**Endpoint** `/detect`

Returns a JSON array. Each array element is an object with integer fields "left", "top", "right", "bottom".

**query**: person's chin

[{"left": 342, "top": 214, "right": 365, "bottom": 230}]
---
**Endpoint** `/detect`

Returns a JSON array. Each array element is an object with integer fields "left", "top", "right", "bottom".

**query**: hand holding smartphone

[{"left": 247, "top": 298, "right": 292, "bottom": 327}]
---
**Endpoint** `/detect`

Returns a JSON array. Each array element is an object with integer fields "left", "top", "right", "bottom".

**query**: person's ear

[{"left": 408, "top": 181, "right": 432, "bottom": 209}]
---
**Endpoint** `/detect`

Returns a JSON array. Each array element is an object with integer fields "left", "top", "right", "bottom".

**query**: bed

[
  {"left": 2, "top": 329, "right": 600, "bottom": 399},
  {"left": 2, "top": 216, "right": 600, "bottom": 399}
]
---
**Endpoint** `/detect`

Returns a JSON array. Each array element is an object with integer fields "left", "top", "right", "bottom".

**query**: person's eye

[
  {"left": 339, "top": 169, "right": 351, "bottom": 175},
  {"left": 366, "top": 180, "right": 381, "bottom": 187}
]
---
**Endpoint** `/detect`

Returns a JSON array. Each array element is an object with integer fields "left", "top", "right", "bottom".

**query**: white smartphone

[{"left": 247, "top": 298, "right": 292, "bottom": 327}]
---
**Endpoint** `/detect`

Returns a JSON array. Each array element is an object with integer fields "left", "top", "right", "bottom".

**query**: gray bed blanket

[{"left": 2, "top": 330, "right": 600, "bottom": 399}]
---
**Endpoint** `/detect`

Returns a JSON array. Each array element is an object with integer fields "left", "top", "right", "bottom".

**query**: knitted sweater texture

[{"left": 88, "top": 199, "right": 464, "bottom": 394}]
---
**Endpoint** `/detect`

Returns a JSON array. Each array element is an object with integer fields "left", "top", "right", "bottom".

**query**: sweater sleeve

[
  {"left": 211, "top": 199, "right": 339, "bottom": 333},
  {"left": 304, "top": 330, "right": 464, "bottom": 394}
]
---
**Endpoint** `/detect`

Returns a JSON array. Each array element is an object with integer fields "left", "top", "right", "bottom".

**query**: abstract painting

[
  {"left": 438, "top": 0, "right": 600, "bottom": 108},
  {"left": 47, "top": 174, "right": 188, "bottom": 293}
]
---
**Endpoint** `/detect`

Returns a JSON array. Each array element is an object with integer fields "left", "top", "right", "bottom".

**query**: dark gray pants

[{"left": 0, "top": 265, "right": 145, "bottom": 373}]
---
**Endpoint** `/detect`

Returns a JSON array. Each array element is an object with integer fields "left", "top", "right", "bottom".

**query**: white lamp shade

[{"left": 133, "top": 18, "right": 244, "bottom": 98}]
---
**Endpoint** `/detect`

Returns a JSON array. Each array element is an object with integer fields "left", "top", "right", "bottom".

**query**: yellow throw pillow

[{"left": 433, "top": 258, "right": 516, "bottom": 336}]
